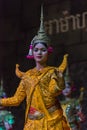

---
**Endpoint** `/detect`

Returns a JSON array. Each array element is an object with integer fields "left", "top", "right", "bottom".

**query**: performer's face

[
  {"left": 62, "top": 83, "right": 72, "bottom": 97},
  {"left": 33, "top": 43, "right": 48, "bottom": 64}
]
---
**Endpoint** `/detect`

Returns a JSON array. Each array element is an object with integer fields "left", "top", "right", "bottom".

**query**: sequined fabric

[{"left": 1, "top": 66, "right": 70, "bottom": 130}]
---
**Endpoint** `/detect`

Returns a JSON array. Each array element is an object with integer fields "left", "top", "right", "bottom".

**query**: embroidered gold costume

[{"left": 0, "top": 66, "right": 70, "bottom": 130}]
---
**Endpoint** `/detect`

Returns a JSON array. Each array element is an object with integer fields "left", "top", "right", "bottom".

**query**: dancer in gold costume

[
  {"left": 61, "top": 65, "right": 85, "bottom": 130},
  {"left": 0, "top": 5, "right": 70, "bottom": 130}
]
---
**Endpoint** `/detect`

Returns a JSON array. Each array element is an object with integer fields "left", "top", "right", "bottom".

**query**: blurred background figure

[
  {"left": 0, "top": 78, "right": 15, "bottom": 130},
  {"left": 60, "top": 65, "right": 85, "bottom": 130}
]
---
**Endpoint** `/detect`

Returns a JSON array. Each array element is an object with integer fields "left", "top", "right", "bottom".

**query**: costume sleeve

[
  {"left": 0, "top": 79, "right": 26, "bottom": 106},
  {"left": 49, "top": 69, "right": 65, "bottom": 95}
]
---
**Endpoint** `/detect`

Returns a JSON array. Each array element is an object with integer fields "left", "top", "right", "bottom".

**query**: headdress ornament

[
  {"left": 64, "top": 65, "right": 71, "bottom": 83},
  {"left": 64, "top": 65, "right": 76, "bottom": 91},
  {"left": 27, "top": 4, "right": 53, "bottom": 59}
]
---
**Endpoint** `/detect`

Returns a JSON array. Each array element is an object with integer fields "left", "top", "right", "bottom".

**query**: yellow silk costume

[{"left": 1, "top": 66, "right": 70, "bottom": 130}]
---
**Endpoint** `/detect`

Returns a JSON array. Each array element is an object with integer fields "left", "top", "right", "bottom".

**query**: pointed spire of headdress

[
  {"left": 38, "top": 4, "right": 44, "bottom": 33},
  {"left": 36, "top": 4, "right": 51, "bottom": 44}
]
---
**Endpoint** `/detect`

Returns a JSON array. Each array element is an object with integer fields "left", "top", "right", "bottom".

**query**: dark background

[{"left": 0, "top": 0, "right": 87, "bottom": 129}]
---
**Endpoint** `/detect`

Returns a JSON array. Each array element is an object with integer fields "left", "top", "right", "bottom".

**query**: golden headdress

[{"left": 26, "top": 5, "right": 53, "bottom": 59}]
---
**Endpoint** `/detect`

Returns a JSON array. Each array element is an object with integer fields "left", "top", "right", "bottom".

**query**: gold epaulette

[
  {"left": 57, "top": 54, "right": 68, "bottom": 73},
  {"left": 15, "top": 64, "right": 25, "bottom": 78}
]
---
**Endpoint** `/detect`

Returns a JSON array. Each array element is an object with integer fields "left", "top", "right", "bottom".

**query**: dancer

[
  {"left": 0, "top": 79, "right": 15, "bottom": 130},
  {"left": 0, "top": 5, "right": 70, "bottom": 130},
  {"left": 61, "top": 65, "right": 85, "bottom": 130}
]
